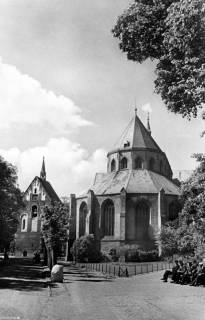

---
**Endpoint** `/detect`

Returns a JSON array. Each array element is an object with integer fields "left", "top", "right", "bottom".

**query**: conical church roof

[{"left": 113, "top": 112, "right": 161, "bottom": 152}]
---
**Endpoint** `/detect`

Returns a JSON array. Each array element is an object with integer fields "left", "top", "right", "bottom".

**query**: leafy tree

[
  {"left": 41, "top": 202, "right": 70, "bottom": 269},
  {"left": 112, "top": 0, "right": 205, "bottom": 118},
  {"left": 71, "top": 234, "right": 101, "bottom": 263},
  {"left": 161, "top": 154, "right": 205, "bottom": 257},
  {"left": 0, "top": 156, "right": 23, "bottom": 255}
]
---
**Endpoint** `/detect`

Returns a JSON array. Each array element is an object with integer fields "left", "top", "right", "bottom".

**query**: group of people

[{"left": 161, "top": 259, "right": 205, "bottom": 286}]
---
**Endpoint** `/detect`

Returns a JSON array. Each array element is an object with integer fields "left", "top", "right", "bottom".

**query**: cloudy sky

[{"left": 0, "top": 0, "right": 204, "bottom": 197}]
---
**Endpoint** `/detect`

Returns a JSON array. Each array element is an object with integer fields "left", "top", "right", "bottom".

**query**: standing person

[{"left": 161, "top": 260, "right": 179, "bottom": 282}]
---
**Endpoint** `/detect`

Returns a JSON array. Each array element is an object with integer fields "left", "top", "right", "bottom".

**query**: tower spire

[
  {"left": 40, "top": 157, "right": 46, "bottom": 180},
  {"left": 147, "top": 112, "right": 151, "bottom": 135}
]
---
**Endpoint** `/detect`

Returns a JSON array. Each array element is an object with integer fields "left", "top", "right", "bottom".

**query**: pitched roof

[
  {"left": 39, "top": 178, "right": 60, "bottom": 202},
  {"left": 90, "top": 169, "right": 180, "bottom": 196},
  {"left": 113, "top": 114, "right": 162, "bottom": 152}
]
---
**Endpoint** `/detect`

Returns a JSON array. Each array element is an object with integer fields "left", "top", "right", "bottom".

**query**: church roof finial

[
  {"left": 147, "top": 112, "right": 151, "bottom": 135},
  {"left": 40, "top": 156, "right": 46, "bottom": 180},
  {"left": 135, "top": 107, "right": 137, "bottom": 117}
]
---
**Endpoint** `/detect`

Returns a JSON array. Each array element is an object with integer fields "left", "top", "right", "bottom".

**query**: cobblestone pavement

[
  {"left": 44, "top": 265, "right": 205, "bottom": 320},
  {"left": 1, "top": 261, "right": 205, "bottom": 320}
]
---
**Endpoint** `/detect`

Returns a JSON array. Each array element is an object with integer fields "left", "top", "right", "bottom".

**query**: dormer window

[
  {"left": 120, "top": 157, "right": 127, "bottom": 169},
  {"left": 123, "top": 140, "right": 130, "bottom": 148},
  {"left": 111, "top": 159, "right": 116, "bottom": 172},
  {"left": 135, "top": 157, "right": 143, "bottom": 169}
]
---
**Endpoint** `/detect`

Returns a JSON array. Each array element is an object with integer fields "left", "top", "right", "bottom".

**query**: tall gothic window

[
  {"left": 79, "top": 202, "right": 88, "bottom": 237},
  {"left": 101, "top": 200, "right": 115, "bottom": 236},
  {"left": 135, "top": 201, "right": 149, "bottom": 241},
  {"left": 111, "top": 159, "right": 116, "bottom": 172},
  {"left": 120, "top": 157, "right": 127, "bottom": 169},
  {"left": 135, "top": 157, "right": 143, "bottom": 169}
]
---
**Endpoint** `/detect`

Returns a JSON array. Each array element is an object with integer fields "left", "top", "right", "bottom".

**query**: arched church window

[
  {"left": 111, "top": 159, "right": 116, "bottom": 172},
  {"left": 79, "top": 202, "right": 88, "bottom": 237},
  {"left": 101, "top": 200, "right": 115, "bottom": 236},
  {"left": 149, "top": 158, "right": 155, "bottom": 171},
  {"left": 135, "top": 201, "right": 149, "bottom": 241},
  {"left": 21, "top": 214, "right": 28, "bottom": 232},
  {"left": 135, "top": 157, "right": 143, "bottom": 169},
  {"left": 120, "top": 157, "right": 127, "bottom": 169},
  {"left": 32, "top": 205, "right": 38, "bottom": 218}
]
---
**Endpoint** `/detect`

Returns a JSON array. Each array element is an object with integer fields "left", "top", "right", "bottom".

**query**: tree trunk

[{"left": 47, "top": 247, "right": 52, "bottom": 270}]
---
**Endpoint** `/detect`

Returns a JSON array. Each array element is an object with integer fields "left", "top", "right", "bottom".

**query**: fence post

[
  {"left": 157, "top": 263, "right": 158, "bottom": 271},
  {"left": 147, "top": 264, "right": 148, "bottom": 273},
  {"left": 141, "top": 264, "right": 143, "bottom": 274},
  {"left": 114, "top": 266, "right": 115, "bottom": 276},
  {"left": 152, "top": 264, "right": 153, "bottom": 272},
  {"left": 135, "top": 265, "right": 137, "bottom": 275}
]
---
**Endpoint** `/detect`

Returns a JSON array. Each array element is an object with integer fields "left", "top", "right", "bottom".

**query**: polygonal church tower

[
  {"left": 71, "top": 109, "right": 180, "bottom": 255},
  {"left": 15, "top": 158, "right": 60, "bottom": 256}
]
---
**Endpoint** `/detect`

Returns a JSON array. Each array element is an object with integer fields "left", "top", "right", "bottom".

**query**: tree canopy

[
  {"left": 112, "top": 0, "right": 205, "bottom": 118},
  {"left": 41, "top": 202, "right": 70, "bottom": 268},
  {"left": 160, "top": 154, "right": 205, "bottom": 257},
  {"left": 0, "top": 156, "right": 23, "bottom": 252}
]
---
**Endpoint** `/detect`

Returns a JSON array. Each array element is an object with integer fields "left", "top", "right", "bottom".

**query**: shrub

[{"left": 71, "top": 234, "right": 101, "bottom": 263}]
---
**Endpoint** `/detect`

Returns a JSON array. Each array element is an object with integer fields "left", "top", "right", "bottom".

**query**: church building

[
  {"left": 15, "top": 158, "right": 60, "bottom": 256},
  {"left": 70, "top": 109, "right": 180, "bottom": 255}
]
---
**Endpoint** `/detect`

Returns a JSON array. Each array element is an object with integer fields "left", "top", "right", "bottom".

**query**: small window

[
  {"left": 120, "top": 157, "right": 127, "bottom": 169},
  {"left": 111, "top": 159, "right": 116, "bottom": 172},
  {"left": 34, "top": 188, "right": 37, "bottom": 194},
  {"left": 149, "top": 158, "right": 155, "bottom": 171},
  {"left": 160, "top": 161, "right": 163, "bottom": 173},
  {"left": 21, "top": 214, "right": 27, "bottom": 232},
  {"left": 135, "top": 157, "right": 143, "bottom": 169},
  {"left": 32, "top": 205, "right": 38, "bottom": 218}
]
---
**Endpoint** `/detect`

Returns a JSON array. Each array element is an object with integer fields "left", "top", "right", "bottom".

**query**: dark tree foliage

[
  {"left": 71, "top": 234, "right": 101, "bottom": 263},
  {"left": 41, "top": 202, "right": 69, "bottom": 269},
  {"left": 160, "top": 154, "right": 205, "bottom": 257},
  {"left": 0, "top": 156, "right": 23, "bottom": 252},
  {"left": 113, "top": 0, "right": 205, "bottom": 118}
]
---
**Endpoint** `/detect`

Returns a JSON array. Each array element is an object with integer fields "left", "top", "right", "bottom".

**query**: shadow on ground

[
  {"left": 0, "top": 258, "right": 55, "bottom": 292},
  {"left": 63, "top": 265, "right": 114, "bottom": 283}
]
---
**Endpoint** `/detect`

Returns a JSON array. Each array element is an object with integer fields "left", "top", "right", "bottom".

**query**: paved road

[{"left": 1, "top": 260, "right": 205, "bottom": 320}]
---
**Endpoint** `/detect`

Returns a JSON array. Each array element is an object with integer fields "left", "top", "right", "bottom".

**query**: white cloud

[
  {"left": 141, "top": 103, "right": 152, "bottom": 113},
  {"left": 0, "top": 58, "right": 91, "bottom": 132},
  {"left": 0, "top": 138, "right": 107, "bottom": 196}
]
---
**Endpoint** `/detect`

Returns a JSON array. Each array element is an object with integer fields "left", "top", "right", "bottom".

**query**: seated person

[
  {"left": 190, "top": 260, "right": 198, "bottom": 283},
  {"left": 180, "top": 262, "right": 192, "bottom": 285},
  {"left": 190, "top": 262, "right": 205, "bottom": 286},
  {"left": 161, "top": 260, "right": 179, "bottom": 282},
  {"left": 174, "top": 260, "right": 185, "bottom": 283}
]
